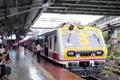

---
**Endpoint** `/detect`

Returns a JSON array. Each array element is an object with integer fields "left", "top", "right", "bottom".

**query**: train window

[
  {"left": 62, "top": 35, "right": 80, "bottom": 47},
  {"left": 87, "top": 35, "right": 103, "bottom": 47},
  {"left": 83, "top": 30, "right": 98, "bottom": 34},
  {"left": 63, "top": 29, "right": 80, "bottom": 33},
  {"left": 50, "top": 37, "right": 52, "bottom": 49}
]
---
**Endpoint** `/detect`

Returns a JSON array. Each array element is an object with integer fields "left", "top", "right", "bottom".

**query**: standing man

[
  {"left": 37, "top": 38, "right": 39, "bottom": 44},
  {"left": 1, "top": 37, "right": 4, "bottom": 45},
  {"left": 32, "top": 40, "right": 35, "bottom": 57},
  {"left": 17, "top": 42, "right": 19, "bottom": 49},
  {"left": 36, "top": 42, "right": 41, "bottom": 62},
  {"left": 13, "top": 42, "right": 15, "bottom": 49}
]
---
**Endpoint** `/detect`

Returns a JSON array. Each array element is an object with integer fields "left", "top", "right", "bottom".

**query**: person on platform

[
  {"left": 13, "top": 42, "right": 15, "bottom": 49},
  {"left": 15, "top": 42, "right": 17, "bottom": 50},
  {"left": 0, "top": 53, "right": 10, "bottom": 79},
  {"left": 1, "top": 45, "right": 10, "bottom": 61},
  {"left": 36, "top": 42, "right": 41, "bottom": 62},
  {"left": 1, "top": 45, "right": 5, "bottom": 54},
  {"left": 0, "top": 36, "right": 2, "bottom": 44}
]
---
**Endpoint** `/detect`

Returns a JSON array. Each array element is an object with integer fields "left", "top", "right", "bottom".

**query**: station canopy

[
  {"left": 45, "top": 0, "right": 120, "bottom": 16},
  {"left": 0, "top": 0, "right": 51, "bottom": 37},
  {"left": 0, "top": 0, "right": 120, "bottom": 39}
]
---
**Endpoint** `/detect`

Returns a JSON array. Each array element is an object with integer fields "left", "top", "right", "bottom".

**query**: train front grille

[{"left": 79, "top": 61, "right": 89, "bottom": 67}]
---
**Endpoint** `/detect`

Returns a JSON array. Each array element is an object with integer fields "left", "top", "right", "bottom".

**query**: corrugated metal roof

[
  {"left": 45, "top": 0, "right": 120, "bottom": 16},
  {"left": 0, "top": 0, "right": 51, "bottom": 37}
]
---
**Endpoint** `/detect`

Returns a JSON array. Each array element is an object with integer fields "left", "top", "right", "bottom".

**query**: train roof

[
  {"left": 41, "top": 30, "right": 56, "bottom": 36},
  {"left": 27, "top": 25, "right": 100, "bottom": 40},
  {"left": 60, "top": 25, "right": 100, "bottom": 30},
  {"left": 84, "top": 26, "right": 100, "bottom": 30},
  {"left": 33, "top": 30, "right": 56, "bottom": 39}
]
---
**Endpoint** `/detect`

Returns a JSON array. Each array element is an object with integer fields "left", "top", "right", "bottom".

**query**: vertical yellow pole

[{"left": 111, "top": 33, "right": 114, "bottom": 60}]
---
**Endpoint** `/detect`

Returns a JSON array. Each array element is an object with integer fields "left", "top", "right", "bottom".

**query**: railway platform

[
  {"left": 7, "top": 46, "right": 84, "bottom": 80},
  {"left": 8, "top": 46, "right": 49, "bottom": 80}
]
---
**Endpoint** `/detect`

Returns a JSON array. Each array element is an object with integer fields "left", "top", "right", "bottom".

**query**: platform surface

[{"left": 8, "top": 46, "right": 48, "bottom": 80}]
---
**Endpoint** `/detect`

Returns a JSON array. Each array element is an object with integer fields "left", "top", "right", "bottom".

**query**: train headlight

[
  {"left": 69, "top": 24, "right": 74, "bottom": 30},
  {"left": 67, "top": 51, "right": 75, "bottom": 56},
  {"left": 96, "top": 50, "right": 103, "bottom": 56}
]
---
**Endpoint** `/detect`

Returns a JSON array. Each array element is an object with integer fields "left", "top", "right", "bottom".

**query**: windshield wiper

[
  {"left": 67, "top": 34, "right": 71, "bottom": 43},
  {"left": 93, "top": 34, "right": 100, "bottom": 44}
]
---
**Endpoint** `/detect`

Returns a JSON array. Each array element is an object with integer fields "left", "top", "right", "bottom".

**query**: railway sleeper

[{"left": 70, "top": 68, "right": 101, "bottom": 77}]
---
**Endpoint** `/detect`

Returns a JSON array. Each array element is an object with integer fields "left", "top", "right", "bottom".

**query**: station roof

[
  {"left": 45, "top": 0, "right": 120, "bottom": 16},
  {"left": 0, "top": 0, "right": 120, "bottom": 39},
  {"left": 0, "top": 0, "right": 51, "bottom": 37}
]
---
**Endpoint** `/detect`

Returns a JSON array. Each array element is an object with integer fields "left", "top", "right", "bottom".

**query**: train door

[
  {"left": 49, "top": 35, "right": 56, "bottom": 59},
  {"left": 54, "top": 35, "right": 57, "bottom": 60},
  {"left": 45, "top": 37, "right": 48, "bottom": 57}
]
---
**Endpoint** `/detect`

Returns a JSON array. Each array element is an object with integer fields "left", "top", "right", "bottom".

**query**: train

[{"left": 24, "top": 24, "right": 107, "bottom": 77}]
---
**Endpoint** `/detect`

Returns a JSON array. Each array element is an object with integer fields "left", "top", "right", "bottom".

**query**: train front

[{"left": 58, "top": 24, "right": 107, "bottom": 76}]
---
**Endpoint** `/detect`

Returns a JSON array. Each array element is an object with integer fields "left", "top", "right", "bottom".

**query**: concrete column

[
  {"left": 114, "top": 29, "right": 117, "bottom": 49},
  {"left": 4, "top": 32, "right": 8, "bottom": 46}
]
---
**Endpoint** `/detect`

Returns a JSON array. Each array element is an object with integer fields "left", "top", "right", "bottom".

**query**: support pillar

[
  {"left": 114, "top": 29, "right": 117, "bottom": 49},
  {"left": 4, "top": 32, "right": 8, "bottom": 46}
]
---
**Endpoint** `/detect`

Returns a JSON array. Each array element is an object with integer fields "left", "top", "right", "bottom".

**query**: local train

[{"left": 25, "top": 24, "right": 107, "bottom": 76}]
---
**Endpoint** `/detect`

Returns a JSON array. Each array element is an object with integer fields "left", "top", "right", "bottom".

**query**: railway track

[
  {"left": 68, "top": 69, "right": 112, "bottom": 80},
  {"left": 107, "top": 58, "right": 120, "bottom": 61},
  {"left": 106, "top": 58, "right": 120, "bottom": 74},
  {"left": 88, "top": 74, "right": 114, "bottom": 80},
  {"left": 104, "top": 64, "right": 120, "bottom": 75},
  {"left": 78, "top": 74, "right": 110, "bottom": 80}
]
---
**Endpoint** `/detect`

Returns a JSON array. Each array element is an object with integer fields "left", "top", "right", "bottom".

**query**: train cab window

[
  {"left": 87, "top": 35, "right": 103, "bottom": 47},
  {"left": 50, "top": 37, "right": 52, "bottom": 49},
  {"left": 62, "top": 35, "right": 80, "bottom": 47}
]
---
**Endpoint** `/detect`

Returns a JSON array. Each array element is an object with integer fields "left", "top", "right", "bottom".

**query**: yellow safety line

[{"left": 26, "top": 50, "right": 56, "bottom": 80}]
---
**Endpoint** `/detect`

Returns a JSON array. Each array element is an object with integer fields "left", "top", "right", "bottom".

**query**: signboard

[{"left": 83, "top": 30, "right": 98, "bottom": 34}]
